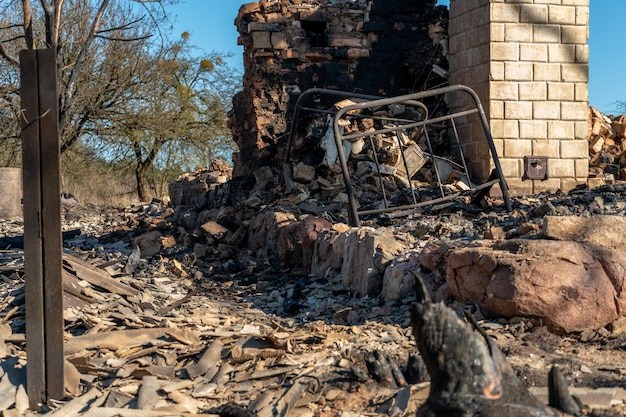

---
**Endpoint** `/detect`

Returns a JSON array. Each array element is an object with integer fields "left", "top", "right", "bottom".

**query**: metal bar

[
  {"left": 36, "top": 48, "right": 64, "bottom": 402},
  {"left": 396, "top": 132, "right": 418, "bottom": 205},
  {"left": 282, "top": 87, "right": 429, "bottom": 174},
  {"left": 358, "top": 179, "right": 501, "bottom": 216},
  {"left": 332, "top": 85, "right": 510, "bottom": 225},
  {"left": 458, "top": 86, "right": 512, "bottom": 211},
  {"left": 20, "top": 49, "right": 46, "bottom": 410},
  {"left": 368, "top": 136, "right": 389, "bottom": 209},
  {"left": 339, "top": 108, "right": 478, "bottom": 142}
]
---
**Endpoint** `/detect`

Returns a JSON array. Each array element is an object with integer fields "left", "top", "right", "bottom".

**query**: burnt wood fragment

[
  {"left": 409, "top": 276, "right": 578, "bottom": 416},
  {"left": 549, "top": 366, "right": 582, "bottom": 416}
]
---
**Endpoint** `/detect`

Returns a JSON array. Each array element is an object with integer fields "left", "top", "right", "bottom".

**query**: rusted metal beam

[{"left": 20, "top": 48, "right": 64, "bottom": 409}]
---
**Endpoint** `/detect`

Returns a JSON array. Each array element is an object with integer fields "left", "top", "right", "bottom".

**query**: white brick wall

[{"left": 449, "top": 0, "right": 589, "bottom": 194}]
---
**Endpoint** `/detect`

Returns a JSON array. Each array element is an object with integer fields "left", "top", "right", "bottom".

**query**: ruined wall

[
  {"left": 448, "top": 0, "right": 590, "bottom": 195},
  {"left": 229, "top": 0, "right": 448, "bottom": 178}
]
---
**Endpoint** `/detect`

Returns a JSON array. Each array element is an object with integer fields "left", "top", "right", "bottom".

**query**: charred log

[{"left": 409, "top": 276, "right": 579, "bottom": 417}]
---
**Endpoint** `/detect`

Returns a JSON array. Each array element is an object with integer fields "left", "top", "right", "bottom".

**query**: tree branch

[
  {"left": 61, "top": 0, "right": 112, "bottom": 130},
  {"left": 22, "top": 0, "right": 33, "bottom": 48},
  {"left": 0, "top": 42, "right": 19, "bottom": 66}
]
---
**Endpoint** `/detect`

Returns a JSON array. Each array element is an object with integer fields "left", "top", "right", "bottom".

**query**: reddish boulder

[
  {"left": 277, "top": 217, "right": 333, "bottom": 269},
  {"left": 445, "top": 239, "right": 626, "bottom": 334}
]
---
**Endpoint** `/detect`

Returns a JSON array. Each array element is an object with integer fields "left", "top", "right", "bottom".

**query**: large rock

[
  {"left": 446, "top": 239, "right": 626, "bottom": 334},
  {"left": 381, "top": 250, "right": 421, "bottom": 301},
  {"left": 340, "top": 227, "right": 405, "bottom": 297},
  {"left": 543, "top": 215, "right": 626, "bottom": 253},
  {"left": 246, "top": 209, "right": 297, "bottom": 259},
  {"left": 276, "top": 217, "right": 333, "bottom": 269}
]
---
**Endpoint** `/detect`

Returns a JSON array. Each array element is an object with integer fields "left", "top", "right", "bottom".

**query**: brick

[
  {"left": 575, "top": 44, "right": 589, "bottom": 63},
  {"left": 329, "top": 36, "right": 364, "bottom": 48},
  {"left": 533, "top": 101, "right": 561, "bottom": 120},
  {"left": 491, "top": 43, "right": 519, "bottom": 61},
  {"left": 504, "top": 139, "right": 532, "bottom": 158},
  {"left": 490, "top": 23, "right": 506, "bottom": 42},
  {"left": 492, "top": 3, "right": 520, "bottom": 23},
  {"left": 493, "top": 138, "right": 504, "bottom": 158},
  {"left": 533, "top": 178, "right": 562, "bottom": 194},
  {"left": 547, "top": 159, "right": 575, "bottom": 178},
  {"left": 504, "top": 62, "right": 533, "bottom": 81},
  {"left": 561, "top": 140, "right": 589, "bottom": 159},
  {"left": 561, "top": 26, "right": 588, "bottom": 44},
  {"left": 533, "top": 63, "right": 561, "bottom": 81},
  {"left": 520, "top": 44, "right": 547, "bottom": 62},
  {"left": 347, "top": 48, "right": 369, "bottom": 58},
  {"left": 574, "top": 120, "right": 590, "bottom": 139},
  {"left": 462, "top": 141, "right": 487, "bottom": 161},
  {"left": 532, "top": 139, "right": 560, "bottom": 157},
  {"left": 502, "top": 120, "right": 520, "bottom": 138},
  {"left": 587, "top": 178, "right": 606, "bottom": 189},
  {"left": 548, "top": 121, "right": 575, "bottom": 139},
  {"left": 491, "top": 81, "right": 519, "bottom": 100},
  {"left": 252, "top": 31, "right": 272, "bottom": 49},
  {"left": 504, "top": 101, "right": 533, "bottom": 119},
  {"left": 271, "top": 32, "right": 288, "bottom": 49},
  {"left": 520, "top": 5, "right": 548, "bottom": 24},
  {"left": 533, "top": 25, "right": 561, "bottom": 43},
  {"left": 505, "top": 178, "right": 534, "bottom": 196},
  {"left": 490, "top": 100, "right": 505, "bottom": 119},
  {"left": 547, "top": 83, "right": 575, "bottom": 101},
  {"left": 520, "top": 120, "right": 548, "bottom": 139},
  {"left": 561, "top": 101, "right": 588, "bottom": 121},
  {"left": 539, "top": 0, "right": 566, "bottom": 4},
  {"left": 575, "top": 6, "right": 590, "bottom": 25},
  {"left": 471, "top": 44, "right": 490, "bottom": 65},
  {"left": 574, "top": 157, "right": 589, "bottom": 177},
  {"left": 500, "top": 158, "right": 521, "bottom": 178},
  {"left": 505, "top": 23, "right": 533, "bottom": 42},
  {"left": 548, "top": 6, "right": 576, "bottom": 25},
  {"left": 548, "top": 44, "right": 576, "bottom": 63},
  {"left": 519, "top": 82, "right": 547, "bottom": 100},
  {"left": 562, "top": 0, "right": 590, "bottom": 6},
  {"left": 559, "top": 178, "right": 584, "bottom": 193},
  {"left": 490, "top": 62, "right": 505, "bottom": 81},
  {"left": 471, "top": 6, "right": 490, "bottom": 27}
]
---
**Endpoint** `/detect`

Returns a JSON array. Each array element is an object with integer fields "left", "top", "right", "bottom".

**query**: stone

[
  {"left": 381, "top": 250, "right": 420, "bottom": 301},
  {"left": 340, "top": 227, "right": 405, "bottom": 297},
  {"left": 277, "top": 217, "right": 333, "bottom": 269},
  {"left": 200, "top": 221, "right": 229, "bottom": 238},
  {"left": 132, "top": 231, "right": 162, "bottom": 258},
  {"left": 246, "top": 210, "right": 297, "bottom": 259},
  {"left": 543, "top": 215, "right": 626, "bottom": 254},
  {"left": 292, "top": 162, "right": 316, "bottom": 183},
  {"left": 445, "top": 239, "right": 626, "bottom": 334}
]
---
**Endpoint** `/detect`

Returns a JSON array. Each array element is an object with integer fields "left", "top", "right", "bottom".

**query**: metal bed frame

[{"left": 284, "top": 85, "right": 512, "bottom": 227}]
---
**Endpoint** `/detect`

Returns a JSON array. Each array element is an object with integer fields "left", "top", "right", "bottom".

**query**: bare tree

[{"left": 0, "top": 0, "right": 240, "bottom": 201}]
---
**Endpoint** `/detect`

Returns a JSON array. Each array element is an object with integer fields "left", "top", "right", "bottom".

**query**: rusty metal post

[{"left": 20, "top": 48, "right": 64, "bottom": 409}]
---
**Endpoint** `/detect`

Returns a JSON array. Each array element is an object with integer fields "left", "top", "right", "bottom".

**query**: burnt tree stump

[{"left": 409, "top": 278, "right": 579, "bottom": 417}]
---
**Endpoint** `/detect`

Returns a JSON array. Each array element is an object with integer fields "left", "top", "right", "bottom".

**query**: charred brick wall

[{"left": 229, "top": 0, "right": 448, "bottom": 178}]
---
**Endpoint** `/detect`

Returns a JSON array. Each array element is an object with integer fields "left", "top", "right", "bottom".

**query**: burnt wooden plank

[
  {"left": 20, "top": 49, "right": 46, "bottom": 409},
  {"left": 63, "top": 254, "right": 141, "bottom": 297},
  {"left": 36, "top": 48, "right": 64, "bottom": 402}
]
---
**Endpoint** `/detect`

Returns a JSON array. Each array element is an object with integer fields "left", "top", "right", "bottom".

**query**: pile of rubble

[
  {"left": 229, "top": 0, "right": 448, "bottom": 177},
  {"left": 587, "top": 107, "right": 626, "bottom": 186},
  {"left": 0, "top": 178, "right": 626, "bottom": 415}
]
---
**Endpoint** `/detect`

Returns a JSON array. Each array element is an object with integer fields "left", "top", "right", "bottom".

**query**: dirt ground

[{"left": 0, "top": 200, "right": 625, "bottom": 416}]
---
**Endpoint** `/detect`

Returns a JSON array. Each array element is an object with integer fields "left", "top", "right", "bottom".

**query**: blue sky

[{"left": 169, "top": 0, "right": 626, "bottom": 115}]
